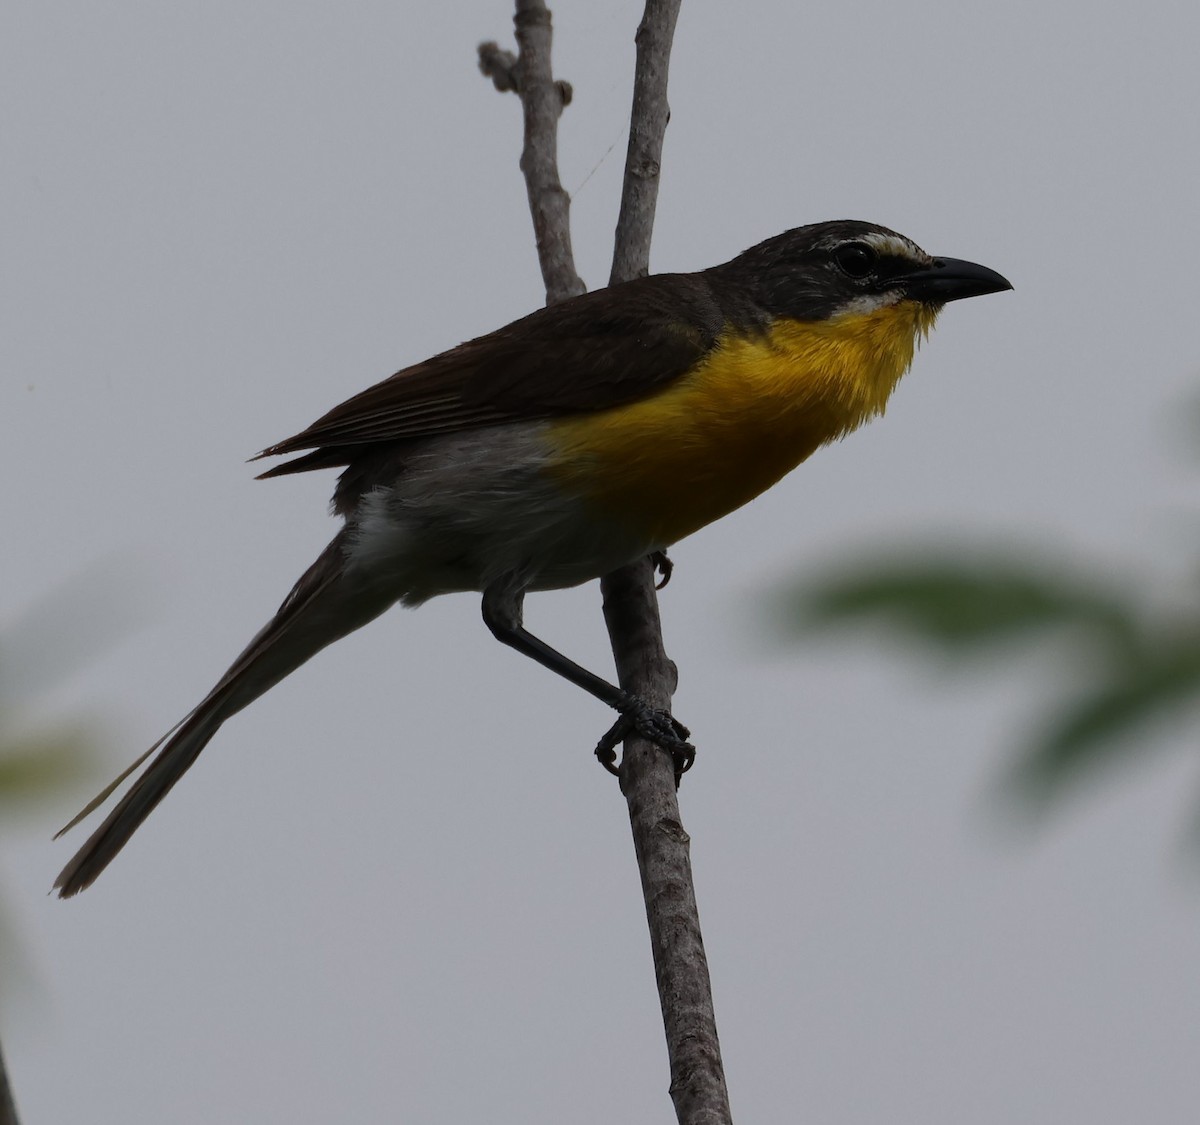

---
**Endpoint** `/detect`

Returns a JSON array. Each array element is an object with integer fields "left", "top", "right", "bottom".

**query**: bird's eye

[{"left": 834, "top": 242, "right": 876, "bottom": 278}]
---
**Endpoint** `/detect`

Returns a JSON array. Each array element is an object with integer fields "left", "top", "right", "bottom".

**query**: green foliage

[
  {"left": 778, "top": 554, "right": 1200, "bottom": 805},
  {"left": 796, "top": 562, "right": 1139, "bottom": 655},
  {"left": 0, "top": 729, "right": 93, "bottom": 814},
  {"left": 0, "top": 567, "right": 138, "bottom": 817},
  {"left": 0, "top": 577, "right": 130, "bottom": 1007}
]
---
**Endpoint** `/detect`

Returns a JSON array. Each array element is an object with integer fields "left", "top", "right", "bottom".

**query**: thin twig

[
  {"left": 480, "top": 3, "right": 730, "bottom": 1121},
  {"left": 608, "top": 0, "right": 680, "bottom": 286},
  {"left": 478, "top": 1, "right": 584, "bottom": 303}
]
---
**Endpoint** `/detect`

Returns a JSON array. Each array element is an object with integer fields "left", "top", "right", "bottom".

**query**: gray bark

[
  {"left": 480, "top": 3, "right": 731, "bottom": 1121},
  {"left": 602, "top": 3, "right": 732, "bottom": 1122},
  {"left": 478, "top": 1, "right": 584, "bottom": 304}
]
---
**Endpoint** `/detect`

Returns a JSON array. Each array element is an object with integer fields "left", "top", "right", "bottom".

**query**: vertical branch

[
  {"left": 608, "top": 0, "right": 682, "bottom": 285},
  {"left": 603, "top": 4, "right": 732, "bottom": 1123},
  {"left": 602, "top": 560, "right": 731, "bottom": 1124},
  {"left": 478, "top": 0, "right": 584, "bottom": 303},
  {"left": 481, "top": 3, "right": 731, "bottom": 1122}
]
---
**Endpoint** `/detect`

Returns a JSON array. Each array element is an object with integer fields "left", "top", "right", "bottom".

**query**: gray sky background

[{"left": 4, "top": 2, "right": 1200, "bottom": 1121}]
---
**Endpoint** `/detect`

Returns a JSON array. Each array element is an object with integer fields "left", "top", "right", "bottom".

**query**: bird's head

[{"left": 719, "top": 219, "right": 1012, "bottom": 327}]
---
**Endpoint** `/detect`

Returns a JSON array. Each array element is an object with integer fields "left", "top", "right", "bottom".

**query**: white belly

[{"left": 342, "top": 423, "right": 658, "bottom": 603}]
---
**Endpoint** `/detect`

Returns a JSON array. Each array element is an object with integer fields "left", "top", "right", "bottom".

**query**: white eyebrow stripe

[{"left": 855, "top": 231, "right": 932, "bottom": 265}]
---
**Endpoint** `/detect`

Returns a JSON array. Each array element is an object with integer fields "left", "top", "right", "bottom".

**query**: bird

[{"left": 53, "top": 219, "right": 1011, "bottom": 896}]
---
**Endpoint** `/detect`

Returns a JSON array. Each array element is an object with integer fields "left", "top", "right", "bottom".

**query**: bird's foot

[
  {"left": 594, "top": 694, "right": 694, "bottom": 785},
  {"left": 649, "top": 549, "right": 673, "bottom": 590}
]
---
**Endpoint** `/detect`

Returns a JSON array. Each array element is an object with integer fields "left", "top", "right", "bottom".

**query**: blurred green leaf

[
  {"left": 0, "top": 574, "right": 133, "bottom": 1013},
  {"left": 0, "top": 730, "right": 93, "bottom": 812},
  {"left": 1012, "top": 638, "right": 1200, "bottom": 799},
  {"left": 785, "top": 559, "right": 1142, "bottom": 659},
  {"left": 0, "top": 567, "right": 139, "bottom": 817},
  {"left": 776, "top": 548, "right": 1200, "bottom": 821}
]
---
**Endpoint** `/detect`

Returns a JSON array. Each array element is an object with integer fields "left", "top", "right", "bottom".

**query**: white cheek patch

[{"left": 836, "top": 290, "right": 907, "bottom": 316}]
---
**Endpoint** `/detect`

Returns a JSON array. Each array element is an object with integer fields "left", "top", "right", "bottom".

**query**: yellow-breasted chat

[{"left": 54, "top": 219, "right": 1010, "bottom": 896}]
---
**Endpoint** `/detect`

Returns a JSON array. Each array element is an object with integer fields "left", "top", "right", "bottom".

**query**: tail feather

[{"left": 54, "top": 533, "right": 392, "bottom": 897}]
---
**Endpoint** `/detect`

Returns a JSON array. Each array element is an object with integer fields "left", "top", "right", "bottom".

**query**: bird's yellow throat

[{"left": 547, "top": 299, "right": 940, "bottom": 545}]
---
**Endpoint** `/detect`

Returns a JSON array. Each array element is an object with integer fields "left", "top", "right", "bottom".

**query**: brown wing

[{"left": 254, "top": 272, "right": 727, "bottom": 478}]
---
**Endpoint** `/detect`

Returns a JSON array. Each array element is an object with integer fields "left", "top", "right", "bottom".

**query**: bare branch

[
  {"left": 484, "top": 3, "right": 730, "bottom": 1120},
  {"left": 601, "top": 3, "right": 732, "bottom": 1123},
  {"left": 477, "top": 0, "right": 584, "bottom": 304},
  {"left": 602, "top": 559, "right": 731, "bottom": 1123},
  {"left": 609, "top": 0, "right": 682, "bottom": 286}
]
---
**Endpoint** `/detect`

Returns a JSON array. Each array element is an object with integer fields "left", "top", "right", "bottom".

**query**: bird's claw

[
  {"left": 594, "top": 695, "right": 695, "bottom": 784},
  {"left": 649, "top": 550, "right": 674, "bottom": 590}
]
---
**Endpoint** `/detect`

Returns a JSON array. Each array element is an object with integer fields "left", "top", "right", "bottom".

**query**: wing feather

[{"left": 255, "top": 272, "right": 727, "bottom": 474}]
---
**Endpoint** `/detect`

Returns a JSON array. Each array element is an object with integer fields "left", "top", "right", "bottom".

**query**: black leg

[{"left": 481, "top": 579, "right": 694, "bottom": 777}]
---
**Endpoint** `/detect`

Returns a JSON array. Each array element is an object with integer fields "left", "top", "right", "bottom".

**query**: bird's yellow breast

[{"left": 545, "top": 301, "right": 937, "bottom": 546}]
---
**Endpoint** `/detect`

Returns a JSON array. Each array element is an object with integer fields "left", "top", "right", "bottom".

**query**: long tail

[{"left": 54, "top": 533, "right": 392, "bottom": 897}]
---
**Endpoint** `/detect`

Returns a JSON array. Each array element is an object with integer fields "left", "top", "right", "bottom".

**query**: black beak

[{"left": 901, "top": 256, "right": 1013, "bottom": 304}]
